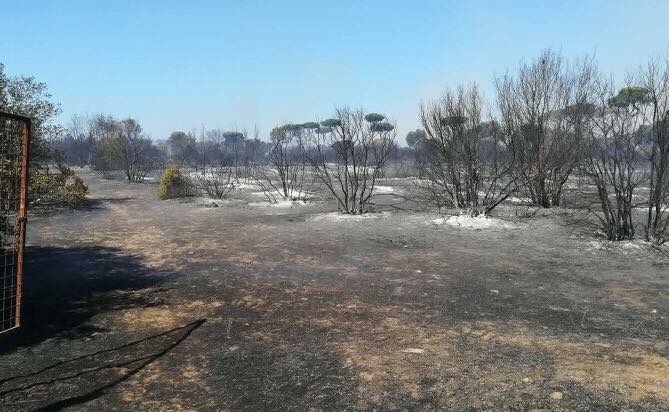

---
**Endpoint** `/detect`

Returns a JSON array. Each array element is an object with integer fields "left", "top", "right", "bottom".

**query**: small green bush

[
  {"left": 158, "top": 167, "right": 190, "bottom": 199},
  {"left": 30, "top": 164, "right": 89, "bottom": 207}
]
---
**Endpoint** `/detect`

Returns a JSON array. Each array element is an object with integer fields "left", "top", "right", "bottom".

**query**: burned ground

[{"left": 0, "top": 171, "right": 666, "bottom": 411}]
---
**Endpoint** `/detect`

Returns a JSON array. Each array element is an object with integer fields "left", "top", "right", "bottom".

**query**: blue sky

[{"left": 2, "top": 0, "right": 668, "bottom": 142}]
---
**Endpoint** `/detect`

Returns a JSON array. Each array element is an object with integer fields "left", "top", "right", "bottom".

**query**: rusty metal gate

[{"left": 0, "top": 112, "right": 30, "bottom": 334}]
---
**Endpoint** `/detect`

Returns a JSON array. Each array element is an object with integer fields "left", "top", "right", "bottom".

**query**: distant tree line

[{"left": 46, "top": 49, "right": 669, "bottom": 243}]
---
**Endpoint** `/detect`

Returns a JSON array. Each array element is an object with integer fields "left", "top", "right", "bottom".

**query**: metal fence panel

[{"left": 0, "top": 112, "right": 30, "bottom": 334}]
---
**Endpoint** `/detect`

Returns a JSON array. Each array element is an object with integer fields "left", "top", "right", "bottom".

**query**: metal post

[{"left": 15, "top": 118, "right": 30, "bottom": 328}]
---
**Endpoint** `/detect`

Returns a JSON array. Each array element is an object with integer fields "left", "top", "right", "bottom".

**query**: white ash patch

[
  {"left": 373, "top": 185, "right": 396, "bottom": 194},
  {"left": 428, "top": 214, "right": 516, "bottom": 230},
  {"left": 248, "top": 199, "right": 311, "bottom": 208},
  {"left": 235, "top": 182, "right": 261, "bottom": 190},
  {"left": 506, "top": 196, "right": 533, "bottom": 204},
  {"left": 309, "top": 211, "right": 392, "bottom": 222},
  {"left": 250, "top": 189, "right": 314, "bottom": 199},
  {"left": 584, "top": 238, "right": 649, "bottom": 254},
  {"left": 198, "top": 197, "right": 234, "bottom": 207}
]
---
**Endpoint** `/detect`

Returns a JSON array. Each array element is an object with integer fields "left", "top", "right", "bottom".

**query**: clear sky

[{"left": 2, "top": 0, "right": 668, "bottom": 142}]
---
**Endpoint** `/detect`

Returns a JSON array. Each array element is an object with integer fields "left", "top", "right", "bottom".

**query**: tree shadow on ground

[
  {"left": 79, "top": 196, "right": 136, "bottom": 210},
  {"left": 343, "top": 269, "right": 666, "bottom": 343},
  {"left": 0, "top": 318, "right": 205, "bottom": 410},
  {"left": 0, "top": 246, "right": 171, "bottom": 353},
  {"left": 29, "top": 197, "right": 136, "bottom": 215},
  {"left": 212, "top": 335, "right": 361, "bottom": 411}
]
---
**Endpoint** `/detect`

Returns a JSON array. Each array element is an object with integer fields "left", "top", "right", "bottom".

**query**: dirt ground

[{"left": 0, "top": 170, "right": 667, "bottom": 411}]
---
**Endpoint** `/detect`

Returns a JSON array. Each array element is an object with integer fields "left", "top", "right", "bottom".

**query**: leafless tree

[
  {"left": 166, "top": 130, "right": 198, "bottom": 167},
  {"left": 55, "top": 114, "right": 91, "bottom": 166},
  {"left": 116, "top": 119, "right": 160, "bottom": 182},
  {"left": 582, "top": 78, "right": 647, "bottom": 240},
  {"left": 90, "top": 116, "right": 162, "bottom": 182},
  {"left": 303, "top": 108, "right": 396, "bottom": 214},
  {"left": 191, "top": 165, "right": 236, "bottom": 199},
  {"left": 191, "top": 129, "right": 238, "bottom": 199},
  {"left": 255, "top": 123, "right": 314, "bottom": 203},
  {"left": 89, "top": 115, "right": 124, "bottom": 178},
  {"left": 637, "top": 58, "right": 669, "bottom": 243},
  {"left": 406, "top": 130, "right": 429, "bottom": 179},
  {"left": 496, "top": 50, "right": 596, "bottom": 208},
  {"left": 192, "top": 127, "right": 267, "bottom": 183},
  {"left": 419, "top": 84, "right": 520, "bottom": 216},
  {"left": 238, "top": 126, "right": 260, "bottom": 181}
]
